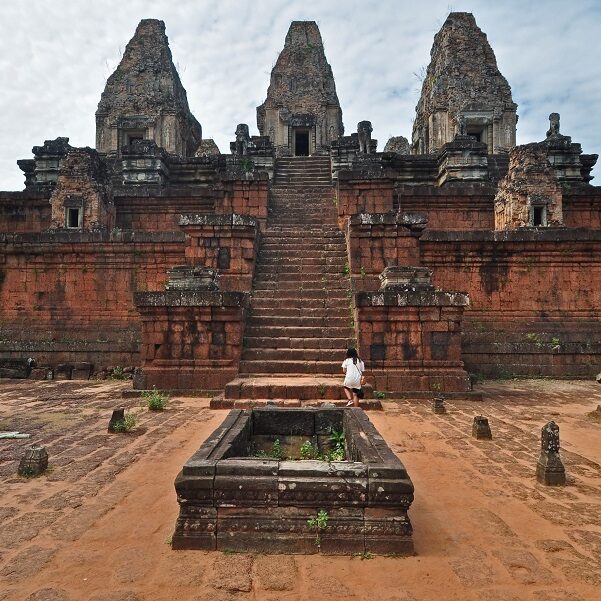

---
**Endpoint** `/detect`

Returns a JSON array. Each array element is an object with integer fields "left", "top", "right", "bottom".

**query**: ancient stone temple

[
  {"left": 412, "top": 12, "right": 517, "bottom": 154},
  {"left": 1, "top": 13, "right": 600, "bottom": 398},
  {"left": 96, "top": 19, "right": 202, "bottom": 158},
  {"left": 256, "top": 21, "right": 344, "bottom": 156}
]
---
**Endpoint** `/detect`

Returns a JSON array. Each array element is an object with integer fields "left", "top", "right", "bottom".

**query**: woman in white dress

[{"left": 341, "top": 347, "right": 365, "bottom": 407}]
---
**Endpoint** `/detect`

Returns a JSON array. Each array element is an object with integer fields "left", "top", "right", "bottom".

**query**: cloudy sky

[{"left": 1, "top": 0, "right": 600, "bottom": 190}]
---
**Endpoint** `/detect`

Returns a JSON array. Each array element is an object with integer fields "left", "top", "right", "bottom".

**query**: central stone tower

[{"left": 257, "top": 21, "right": 344, "bottom": 156}]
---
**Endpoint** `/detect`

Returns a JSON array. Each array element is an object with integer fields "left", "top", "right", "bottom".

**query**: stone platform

[{"left": 172, "top": 407, "right": 414, "bottom": 554}]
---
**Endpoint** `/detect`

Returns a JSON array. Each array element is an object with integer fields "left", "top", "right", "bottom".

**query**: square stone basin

[{"left": 172, "top": 407, "right": 414, "bottom": 555}]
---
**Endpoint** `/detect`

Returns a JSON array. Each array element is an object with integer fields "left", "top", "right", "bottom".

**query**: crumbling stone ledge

[{"left": 133, "top": 290, "right": 249, "bottom": 308}]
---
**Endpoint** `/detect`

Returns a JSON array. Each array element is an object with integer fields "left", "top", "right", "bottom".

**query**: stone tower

[
  {"left": 257, "top": 21, "right": 344, "bottom": 156},
  {"left": 412, "top": 12, "right": 517, "bottom": 155},
  {"left": 96, "top": 19, "right": 202, "bottom": 158}
]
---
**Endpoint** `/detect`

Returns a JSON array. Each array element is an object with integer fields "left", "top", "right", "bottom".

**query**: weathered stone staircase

[{"left": 219, "top": 157, "right": 376, "bottom": 406}]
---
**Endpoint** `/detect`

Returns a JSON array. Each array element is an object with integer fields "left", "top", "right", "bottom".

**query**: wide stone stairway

[{"left": 220, "top": 157, "right": 375, "bottom": 406}]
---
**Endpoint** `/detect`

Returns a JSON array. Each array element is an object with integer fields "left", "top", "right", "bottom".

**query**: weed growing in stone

[
  {"left": 374, "top": 390, "right": 386, "bottom": 400},
  {"left": 254, "top": 438, "right": 284, "bottom": 459},
  {"left": 307, "top": 509, "right": 329, "bottom": 548},
  {"left": 111, "top": 412, "right": 137, "bottom": 433},
  {"left": 300, "top": 440, "right": 318, "bottom": 459},
  {"left": 142, "top": 387, "right": 169, "bottom": 411},
  {"left": 328, "top": 429, "right": 345, "bottom": 461},
  {"left": 108, "top": 366, "right": 126, "bottom": 380}
]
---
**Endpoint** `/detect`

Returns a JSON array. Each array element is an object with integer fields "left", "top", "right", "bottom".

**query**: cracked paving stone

[
  {"left": 211, "top": 554, "right": 254, "bottom": 593},
  {"left": 254, "top": 555, "right": 297, "bottom": 591},
  {"left": 25, "top": 589, "right": 72, "bottom": 601},
  {"left": 0, "top": 545, "right": 57, "bottom": 583}
]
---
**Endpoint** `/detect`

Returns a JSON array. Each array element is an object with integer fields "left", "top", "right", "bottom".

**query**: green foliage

[
  {"left": 360, "top": 266, "right": 366, "bottom": 278},
  {"left": 19, "top": 466, "right": 37, "bottom": 478},
  {"left": 342, "top": 263, "right": 350, "bottom": 276},
  {"left": 239, "top": 157, "right": 254, "bottom": 173},
  {"left": 374, "top": 390, "right": 386, "bottom": 400},
  {"left": 470, "top": 372, "right": 486, "bottom": 385},
  {"left": 111, "top": 412, "right": 137, "bottom": 433},
  {"left": 142, "top": 387, "right": 169, "bottom": 411},
  {"left": 300, "top": 440, "right": 318, "bottom": 460},
  {"left": 550, "top": 337, "right": 561, "bottom": 350},
  {"left": 318, "top": 384, "right": 326, "bottom": 398},
  {"left": 327, "top": 430, "right": 346, "bottom": 461},
  {"left": 108, "top": 366, "right": 126, "bottom": 380},
  {"left": 430, "top": 382, "right": 442, "bottom": 392},
  {"left": 254, "top": 438, "right": 284, "bottom": 459},
  {"left": 525, "top": 332, "right": 543, "bottom": 346},
  {"left": 307, "top": 509, "right": 329, "bottom": 547}
]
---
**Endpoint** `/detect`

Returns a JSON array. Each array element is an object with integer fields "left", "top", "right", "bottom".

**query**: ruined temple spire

[
  {"left": 96, "top": 19, "right": 202, "bottom": 158},
  {"left": 412, "top": 12, "right": 517, "bottom": 155},
  {"left": 257, "top": 21, "right": 344, "bottom": 155}
]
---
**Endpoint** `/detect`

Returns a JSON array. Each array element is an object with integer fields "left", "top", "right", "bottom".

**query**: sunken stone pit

[{"left": 172, "top": 407, "right": 414, "bottom": 555}]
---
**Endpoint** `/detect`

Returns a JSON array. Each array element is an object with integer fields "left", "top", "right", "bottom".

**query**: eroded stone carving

[
  {"left": 536, "top": 421, "right": 566, "bottom": 485},
  {"left": 234, "top": 124, "right": 251, "bottom": 156},
  {"left": 357, "top": 121, "right": 373, "bottom": 154},
  {"left": 494, "top": 143, "right": 563, "bottom": 229},
  {"left": 49, "top": 147, "right": 115, "bottom": 231},
  {"left": 383, "top": 136, "right": 411, "bottom": 155},
  {"left": 472, "top": 415, "right": 492, "bottom": 439}
]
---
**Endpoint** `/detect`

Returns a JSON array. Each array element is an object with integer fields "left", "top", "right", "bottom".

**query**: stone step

[
  {"left": 250, "top": 285, "right": 348, "bottom": 296},
  {"left": 239, "top": 360, "right": 343, "bottom": 375},
  {"left": 247, "top": 315, "right": 351, "bottom": 327},
  {"left": 259, "top": 251, "right": 347, "bottom": 260},
  {"left": 261, "top": 237, "right": 345, "bottom": 244},
  {"left": 250, "top": 300, "right": 349, "bottom": 311},
  {"left": 252, "top": 287, "right": 348, "bottom": 298},
  {"left": 256, "top": 271, "right": 347, "bottom": 280},
  {"left": 243, "top": 336, "right": 354, "bottom": 350},
  {"left": 242, "top": 348, "right": 347, "bottom": 362},
  {"left": 221, "top": 376, "right": 374, "bottom": 402},
  {"left": 257, "top": 259, "right": 347, "bottom": 268},
  {"left": 244, "top": 325, "right": 354, "bottom": 338},
  {"left": 261, "top": 241, "right": 346, "bottom": 248},
  {"left": 253, "top": 282, "right": 349, "bottom": 291},
  {"left": 256, "top": 261, "right": 344, "bottom": 272},
  {"left": 249, "top": 307, "right": 349, "bottom": 319},
  {"left": 212, "top": 398, "right": 382, "bottom": 409}
]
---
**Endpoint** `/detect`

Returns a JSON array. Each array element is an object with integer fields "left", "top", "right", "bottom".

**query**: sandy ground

[{"left": 0, "top": 378, "right": 600, "bottom": 601}]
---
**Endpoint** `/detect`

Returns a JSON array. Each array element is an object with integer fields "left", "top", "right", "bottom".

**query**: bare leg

[
  {"left": 344, "top": 387, "right": 353, "bottom": 406},
  {"left": 353, "top": 392, "right": 360, "bottom": 407}
]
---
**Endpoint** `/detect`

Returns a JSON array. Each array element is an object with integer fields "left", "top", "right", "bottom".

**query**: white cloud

[{"left": 0, "top": 0, "right": 599, "bottom": 190}]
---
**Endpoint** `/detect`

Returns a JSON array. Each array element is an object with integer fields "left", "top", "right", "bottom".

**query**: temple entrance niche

[{"left": 293, "top": 128, "right": 310, "bottom": 156}]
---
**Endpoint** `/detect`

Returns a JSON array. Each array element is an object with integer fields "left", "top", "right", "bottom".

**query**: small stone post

[
  {"left": 472, "top": 416, "right": 492, "bottom": 440},
  {"left": 432, "top": 395, "right": 446, "bottom": 414},
  {"left": 18, "top": 445, "right": 48, "bottom": 476},
  {"left": 108, "top": 407, "right": 125, "bottom": 432},
  {"left": 536, "top": 421, "right": 566, "bottom": 485}
]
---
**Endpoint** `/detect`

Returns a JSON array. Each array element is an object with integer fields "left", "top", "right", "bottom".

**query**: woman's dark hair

[{"left": 346, "top": 347, "right": 359, "bottom": 365}]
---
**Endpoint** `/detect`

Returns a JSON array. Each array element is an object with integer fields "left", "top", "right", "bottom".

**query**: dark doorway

[{"left": 295, "top": 131, "right": 309, "bottom": 156}]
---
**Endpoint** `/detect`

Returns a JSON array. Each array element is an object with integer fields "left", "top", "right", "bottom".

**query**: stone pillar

[{"left": 536, "top": 420, "right": 566, "bottom": 485}]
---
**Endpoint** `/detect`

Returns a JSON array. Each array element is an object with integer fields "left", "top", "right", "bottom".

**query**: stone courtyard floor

[{"left": 0, "top": 379, "right": 600, "bottom": 601}]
